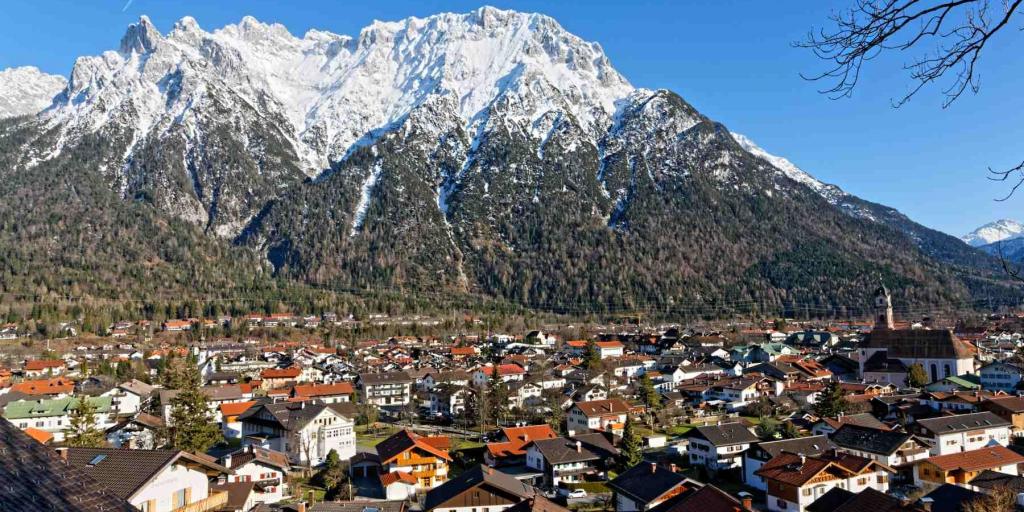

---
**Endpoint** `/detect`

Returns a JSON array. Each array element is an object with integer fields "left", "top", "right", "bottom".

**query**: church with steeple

[{"left": 858, "top": 286, "right": 976, "bottom": 385}]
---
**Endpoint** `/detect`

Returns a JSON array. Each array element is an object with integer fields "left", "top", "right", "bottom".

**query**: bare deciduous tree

[{"left": 798, "top": 0, "right": 1024, "bottom": 194}]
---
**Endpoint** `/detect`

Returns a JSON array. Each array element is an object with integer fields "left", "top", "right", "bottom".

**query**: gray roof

[
  {"left": 238, "top": 400, "right": 357, "bottom": 432},
  {"left": 687, "top": 422, "right": 759, "bottom": 446},
  {"left": 608, "top": 463, "right": 691, "bottom": 504},
  {"left": 916, "top": 412, "right": 1010, "bottom": 435},
  {"left": 750, "top": 435, "right": 835, "bottom": 461},
  {"left": 359, "top": 371, "right": 412, "bottom": 385},
  {"left": 66, "top": 447, "right": 228, "bottom": 500},
  {"left": 830, "top": 424, "right": 912, "bottom": 455},
  {"left": 530, "top": 433, "right": 618, "bottom": 464},
  {"left": 425, "top": 464, "right": 535, "bottom": 510},
  {"left": 0, "top": 418, "right": 137, "bottom": 512}
]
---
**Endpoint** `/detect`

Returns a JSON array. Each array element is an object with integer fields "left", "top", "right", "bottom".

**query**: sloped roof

[
  {"left": 66, "top": 447, "right": 228, "bottom": 500},
  {"left": 376, "top": 429, "right": 452, "bottom": 463},
  {"left": 863, "top": 329, "right": 975, "bottom": 359},
  {"left": 608, "top": 463, "right": 692, "bottom": 504},
  {"left": 424, "top": 464, "right": 535, "bottom": 511},
  {"left": 573, "top": 399, "right": 630, "bottom": 417},
  {"left": 830, "top": 424, "right": 912, "bottom": 455},
  {"left": 650, "top": 484, "right": 749, "bottom": 512},
  {"left": 529, "top": 433, "right": 618, "bottom": 464},
  {"left": 293, "top": 382, "right": 355, "bottom": 398},
  {"left": 687, "top": 423, "right": 759, "bottom": 446},
  {"left": 916, "top": 411, "right": 1009, "bottom": 434},
  {"left": 924, "top": 446, "right": 1024, "bottom": 472},
  {"left": 487, "top": 425, "right": 558, "bottom": 458},
  {"left": 238, "top": 401, "right": 357, "bottom": 432},
  {"left": 0, "top": 418, "right": 137, "bottom": 512}
]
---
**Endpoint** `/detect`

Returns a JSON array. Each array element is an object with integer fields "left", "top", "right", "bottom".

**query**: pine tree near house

[
  {"left": 64, "top": 396, "right": 106, "bottom": 448},
  {"left": 584, "top": 340, "right": 602, "bottom": 377},
  {"left": 487, "top": 366, "right": 509, "bottom": 426},
  {"left": 813, "top": 381, "right": 849, "bottom": 419},
  {"left": 638, "top": 374, "right": 661, "bottom": 410},
  {"left": 906, "top": 363, "right": 929, "bottom": 388},
  {"left": 619, "top": 417, "right": 643, "bottom": 469},
  {"left": 168, "top": 359, "right": 222, "bottom": 453}
]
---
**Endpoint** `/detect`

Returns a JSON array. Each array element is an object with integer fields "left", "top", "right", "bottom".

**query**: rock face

[
  {"left": 0, "top": 8, "right": 1018, "bottom": 312},
  {"left": 0, "top": 67, "right": 66, "bottom": 119}
]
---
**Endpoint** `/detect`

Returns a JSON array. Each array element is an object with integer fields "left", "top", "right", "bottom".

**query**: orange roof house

[
  {"left": 23, "top": 427, "right": 54, "bottom": 445},
  {"left": 485, "top": 424, "right": 558, "bottom": 465},
  {"left": 219, "top": 401, "right": 257, "bottom": 422},
  {"left": 24, "top": 360, "right": 66, "bottom": 372},
  {"left": 291, "top": 382, "right": 355, "bottom": 401},
  {"left": 376, "top": 430, "right": 453, "bottom": 490},
  {"left": 11, "top": 377, "right": 75, "bottom": 396},
  {"left": 260, "top": 367, "right": 301, "bottom": 380}
]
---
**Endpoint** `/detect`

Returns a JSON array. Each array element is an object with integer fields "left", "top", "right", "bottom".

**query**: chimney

[
  {"left": 223, "top": 454, "right": 232, "bottom": 469},
  {"left": 669, "top": 463, "right": 677, "bottom": 473},
  {"left": 523, "top": 433, "right": 529, "bottom": 442},
  {"left": 919, "top": 497, "right": 933, "bottom": 512},
  {"left": 296, "top": 502, "right": 307, "bottom": 512},
  {"left": 55, "top": 447, "right": 68, "bottom": 462},
  {"left": 798, "top": 453, "right": 806, "bottom": 465},
  {"left": 576, "top": 440, "right": 582, "bottom": 453},
  {"left": 649, "top": 462, "right": 657, "bottom": 474},
  {"left": 738, "top": 492, "right": 753, "bottom": 510}
]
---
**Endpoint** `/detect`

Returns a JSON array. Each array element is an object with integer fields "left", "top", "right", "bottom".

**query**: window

[
  {"left": 857, "top": 477, "right": 867, "bottom": 485},
  {"left": 172, "top": 488, "right": 188, "bottom": 509},
  {"left": 802, "top": 488, "right": 812, "bottom": 496}
]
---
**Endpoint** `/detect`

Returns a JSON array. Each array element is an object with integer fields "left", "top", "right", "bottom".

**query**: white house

[
  {"left": 757, "top": 451, "right": 893, "bottom": 512},
  {"left": 913, "top": 412, "right": 1011, "bottom": 455},
  {"left": 239, "top": 401, "right": 357, "bottom": 465},
  {"left": 566, "top": 399, "right": 630, "bottom": 436},
  {"left": 66, "top": 448, "right": 229, "bottom": 512},
  {"left": 979, "top": 361, "right": 1024, "bottom": 392},
  {"left": 685, "top": 423, "right": 759, "bottom": 472},
  {"left": 220, "top": 446, "right": 291, "bottom": 505}
]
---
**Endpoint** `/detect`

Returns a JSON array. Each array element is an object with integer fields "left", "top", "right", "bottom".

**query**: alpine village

[{"left": 4, "top": 3, "right": 1024, "bottom": 512}]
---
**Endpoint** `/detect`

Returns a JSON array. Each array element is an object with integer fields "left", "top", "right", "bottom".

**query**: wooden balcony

[{"left": 171, "top": 491, "right": 228, "bottom": 512}]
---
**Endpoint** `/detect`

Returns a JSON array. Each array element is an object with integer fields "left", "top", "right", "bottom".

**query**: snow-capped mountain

[
  {"left": 0, "top": 66, "right": 66, "bottom": 119},
  {"left": 963, "top": 219, "right": 1024, "bottom": 247},
  {"left": 0, "top": 7, "right": 1015, "bottom": 311}
]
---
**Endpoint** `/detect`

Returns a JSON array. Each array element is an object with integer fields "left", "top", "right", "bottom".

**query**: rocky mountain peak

[{"left": 120, "top": 15, "right": 163, "bottom": 54}]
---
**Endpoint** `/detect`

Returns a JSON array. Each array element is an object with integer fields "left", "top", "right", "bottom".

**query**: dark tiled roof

[
  {"left": 750, "top": 435, "right": 834, "bottom": 461},
  {"left": 376, "top": 429, "right": 452, "bottom": 463},
  {"left": 504, "top": 495, "right": 570, "bottom": 512},
  {"left": 805, "top": 487, "right": 854, "bottom": 512},
  {"left": 864, "top": 329, "right": 975, "bottom": 359},
  {"left": 0, "top": 418, "right": 137, "bottom": 512},
  {"left": 831, "top": 488, "right": 906, "bottom": 512},
  {"left": 968, "top": 469, "right": 1024, "bottom": 493},
  {"left": 530, "top": 433, "right": 618, "bottom": 464},
  {"left": 66, "top": 447, "right": 228, "bottom": 500},
  {"left": 830, "top": 424, "right": 911, "bottom": 455},
  {"left": 238, "top": 400, "right": 357, "bottom": 432},
  {"left": 359, "top": 371, "right": 412, "bottom": 385},
  {"left": 652, "top": 484, "right": 748, "bottom": 512},
  {"left": 608, "top": 463, "right": 691, "bottom": 504},
  {"left": 687, "top": 423, "right": 759, "bottom": 446},
  {"left": 916, "top": 412, "right": 1010, "bottom": 435},
  {"left": 922, "top": 484, "right": 985, "bottom": 512},
  {"left": 424, "top": 464, "right": 535, "bottom": 510},
  {"left": 310, "top": 500, "right": 407, "bottom": 512},
  {"left": 211, "top": 481, "right": 255, "bottom": 510}
]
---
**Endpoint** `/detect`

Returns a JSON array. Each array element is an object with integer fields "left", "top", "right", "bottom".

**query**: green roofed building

[{"left": 3, "top": 396, "right": 114, "bottom": 442}]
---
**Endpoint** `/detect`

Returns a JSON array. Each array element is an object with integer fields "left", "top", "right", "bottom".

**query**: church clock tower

[{"left": 873, "top": 285, "right": 894, "bottom": 330}]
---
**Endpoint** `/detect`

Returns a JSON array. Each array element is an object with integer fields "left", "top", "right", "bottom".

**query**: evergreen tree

[
  {"left": 583, "top": 341, "right": 602, "bottom": 376},
  {"left": 619, "top": 417, "right": 643, "bottom": 469},
  {"left": 906, "top": 364, "right": 929, "bottom": 388},
  {"left": 487, "top": 366, "right": 509, "bottom": 426},
  {"left": 168, "top": 359, "right": 221, "bottom": 453},
  {"left": 813, "top": 381, "right": 849, "bottom": 419},
  {"left": 638, "top": 374, "right": 661, "bottom": 410},
  {"left": 318, "top": 449, "right": 350, "bottom": 500},
  {"left": 64, "top": 396, "right": 105, "bottom": 448}
]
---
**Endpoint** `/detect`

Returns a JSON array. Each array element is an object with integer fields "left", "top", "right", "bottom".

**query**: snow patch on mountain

[
  {"left": 0, "top": 67, "right": 67, "bottom": 119},
  {"left": 962, "top": 219, "right": 1024, "bottom": 247}
]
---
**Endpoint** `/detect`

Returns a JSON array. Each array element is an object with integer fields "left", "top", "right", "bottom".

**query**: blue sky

[{"left": 2, "top": 0, "right": 1022, "bottom": 237}]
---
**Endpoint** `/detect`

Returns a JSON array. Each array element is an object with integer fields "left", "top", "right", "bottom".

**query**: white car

[{"left": 563, "top": 489, "right": 587, "bottom": 499}]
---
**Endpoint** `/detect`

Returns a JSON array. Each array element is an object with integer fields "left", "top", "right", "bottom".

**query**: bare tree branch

[{"left": 798, "top": 0, "right": 1024, "bottom": 197}]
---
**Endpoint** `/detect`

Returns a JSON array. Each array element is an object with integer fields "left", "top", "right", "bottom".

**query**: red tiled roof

[
  {"left": 11, "top": 378, "right": 74, "bottom": 395},
  {"left": 23, "top": 427, "right": 53, "bottom": 444},
  {"left": 486, "top": 425, "right": 558, "bottom": 458},
  {"left": 380, "top": 471, "right": 417, "bottom": 486},
  {"left": 292, "top": 382, "right": 354, "bottom": 398},
  {"left": 926, "top": 446, "right": 1024, "bottom": 472},
  {"left": 24, "top": 360, "right": 65, "bottom": 371},
  {"left": 595, "top": 341, "right": 624, "bottom": 349},
  {"left": 220, "top": 401, "right": 257, "bottom": 418},
  {"left": 261, "top": 367, "right": 301, "bottom": 379}
]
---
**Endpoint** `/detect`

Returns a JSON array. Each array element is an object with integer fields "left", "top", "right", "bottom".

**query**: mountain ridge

[{"left": 0, "top": 8, "right": 1019, "bottom": 315}]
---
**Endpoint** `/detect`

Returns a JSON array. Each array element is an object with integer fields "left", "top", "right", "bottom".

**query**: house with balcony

[
  {"left": 358, "top": 371, "right": 413, "bottom": 409},
  {"left": 291, "top": 382, "right": 355, "bottom": 404},
  {"left": 238, "top": 400, "right": 357, "bottom": 465},
  {"left": 829, "top": 424, "right": 930, "bottom": 483},
  {"left": 979, "top": 360, "right": 1024, "bottom": 392},
  {"left": 912, "top": 411, "right": 1011, "bottom": 455},
  {"left": 743, "top": 436, "right": 836, "bottom": 491},
  {"left": 685, "top": 422, "right": 759, "bottom": 472},
  {"left": 484, "top": 424, "right": 559, "bottom": 467},
  {"left": 524, "top": 433, "right": 618, "bottom": 488},
  {"left": 3, "top": 396, "right": 114, "bottom": 442},
  {"left": 566, "top": 399, "right": 630, "bottom": 436},
  {"left": 424, "top": 464, "right": 541, "bottom": 512},
  {"left": 608, "top": 462, "right": 698, "bottom": 511},
  {"left": 65, "top": 447, "right": 230, "bottom": 512},
  {"left": 376, "top": 429, "right": 453, "bottom": 491},
  {"left": 220, "top": 446, "right": 290, "bottom": 505},
  {"left": 756, "top": 450, "right": 894, "bottom": 512},
  {"left": 980, "top": 395, "right": 1024, "bottom": 437},
  {"left": 913, "top": 445, "right": 1024, "bottom": 491}
]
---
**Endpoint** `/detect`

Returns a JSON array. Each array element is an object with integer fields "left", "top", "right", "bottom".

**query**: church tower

[{"left": 873, "top": 285, "right": 894, "bottom": 330}]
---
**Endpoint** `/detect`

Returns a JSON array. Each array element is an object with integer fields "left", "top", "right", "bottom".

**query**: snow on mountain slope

[
  {"left": 963, "top": 219, "right": 1024, "bottom": 247},
  {"left": 0, "top": 67, "right": 66, "bottom": 119},
  {"left": 30, "top": 8, "right": 633, "bottom": 174},
  {"left": 732, "top": 132, "right": 847, "bottom": 204}
]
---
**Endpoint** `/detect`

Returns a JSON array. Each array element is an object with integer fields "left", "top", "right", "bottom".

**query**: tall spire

[{"left": 873, "top": 284, "right": 894, "bottom": 330}]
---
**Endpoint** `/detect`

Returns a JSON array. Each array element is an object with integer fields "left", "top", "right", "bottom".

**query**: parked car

[{"left": 559, "top": 488, "right": 587, "bottom": 499}]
